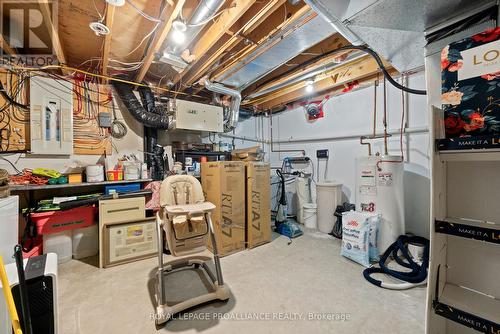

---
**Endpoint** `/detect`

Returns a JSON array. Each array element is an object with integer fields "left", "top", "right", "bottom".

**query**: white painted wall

[{"left": 208, "top": 72, "right": 430, "bottom": 238}]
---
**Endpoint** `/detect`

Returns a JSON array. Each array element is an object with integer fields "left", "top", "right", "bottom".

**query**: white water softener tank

[
  {"left": 295, "top": 176, "right": 312, "bottom": 224},
  {"left": 355, "top": 156, "right": 404, "bottom": 253}
]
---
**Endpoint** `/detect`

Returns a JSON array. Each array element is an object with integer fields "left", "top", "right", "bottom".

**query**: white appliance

[
  {"left": 355, "top": 156, "right": 405, "bottom": 253},
  {"left": 30, "top": 76, "right": 73, "bottom": 155},
  {"left": 0, "top": 253, "right": 58, "bottom": 334},
  {"left": 173, "top": 99, "right": 223, "bottom": 132},
  {"left": 0, "top": 196, "right": 19, "bottom": 265}
]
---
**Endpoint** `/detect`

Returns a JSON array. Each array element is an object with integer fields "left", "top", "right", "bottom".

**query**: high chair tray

[{"left": 165, "top": 202, "right": 215, "bottom": 215}]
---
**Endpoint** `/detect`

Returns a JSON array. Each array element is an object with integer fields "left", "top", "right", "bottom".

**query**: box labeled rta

[
  {"left": 246, "top": 162, "right": 271, "bottom": 248},
  {"left": 201, "top": 161, "right": 245, "bottom": 257}
]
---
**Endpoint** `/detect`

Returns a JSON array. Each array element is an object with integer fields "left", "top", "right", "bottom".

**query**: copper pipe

[
  {"left": 360, "top": 136, "right": 372, "bottom": 156},
  {"left": 373, "top": 77, "right": 378, "bottom": 139},
  {"left": 377, "top": 75, "right": 405, "bottom": 171}
]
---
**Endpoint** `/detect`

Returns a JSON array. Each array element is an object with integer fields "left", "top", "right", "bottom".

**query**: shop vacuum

[{"left": 274, "top": 170, "right": 303, "bottom": 238}]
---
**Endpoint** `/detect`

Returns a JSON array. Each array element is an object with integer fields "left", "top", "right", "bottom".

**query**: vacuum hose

[{"left": 363, "top": 235, "right": 429, "bottom": 290}]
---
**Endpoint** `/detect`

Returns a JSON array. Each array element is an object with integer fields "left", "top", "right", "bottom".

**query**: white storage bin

[
  {"left": 43, "top": 230, "right": 72, "bottom": 264},
  {"left": 72, "top": 224, "right": 98, "bottom": 259}
]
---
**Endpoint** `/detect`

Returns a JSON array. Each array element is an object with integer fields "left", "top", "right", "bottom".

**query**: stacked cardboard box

[
  {"left": 201, "top": 162, "right": 246, "bottom": 257},
  {"left": 245, "top": 162, "right": 271, "bottom": 248},
  {"left": 201, "top": 161, "right": 272, "bottom": 257}
]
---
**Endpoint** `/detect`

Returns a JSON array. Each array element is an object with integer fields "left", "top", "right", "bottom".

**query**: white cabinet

[{"left": 0, "top": 196, "right": 18, "bottom": 265}]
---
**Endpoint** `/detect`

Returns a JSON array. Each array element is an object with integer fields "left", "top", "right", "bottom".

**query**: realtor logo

[{"left": 1, "top": 0, "right": 58, "bottom": 66}]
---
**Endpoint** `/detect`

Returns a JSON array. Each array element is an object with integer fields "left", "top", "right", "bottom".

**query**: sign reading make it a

[{"left": 1, "top": 0, "right": 58, "bottom": 66}]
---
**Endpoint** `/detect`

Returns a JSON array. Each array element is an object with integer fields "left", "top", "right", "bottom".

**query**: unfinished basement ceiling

[
  {"left": 4, "top": 0, "right": 495, "bottom": 111},
  {"left": 306, "top": 0, "right": 498, "bottom": 72},
  {"left": 212, "top": 9, "right": 336, "bottom": 89}
]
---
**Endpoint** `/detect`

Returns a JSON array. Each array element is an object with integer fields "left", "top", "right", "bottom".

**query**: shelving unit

[
  {"left": 424, "top": 7, "right": 500, "bottom": 334},
  {"left": 9, "top": 179, "right": 152, "bottom": 191},
  {"left": 435, "top": 218, "right": 499, "bottom": 244},
  {"left": 434, "top": 283, "right": 500, "bottom": 333}
]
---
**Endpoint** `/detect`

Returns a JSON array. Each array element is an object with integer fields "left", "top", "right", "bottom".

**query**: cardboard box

[
  {"left": 98, "top": 197, "right": 146, "bottom": 268},
  {"left": 246, "top": 162, "right": 272, "bottom": 248},
  {"left": 201, "top": 161, "right": 246, "bottom": 257},
  {"left": 102, "top": 217, "right": 157, "bottom": 268}
]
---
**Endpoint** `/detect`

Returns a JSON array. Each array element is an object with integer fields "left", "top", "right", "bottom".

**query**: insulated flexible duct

[
  {"left": 203, "top": 79, "right": 241, "bottom": 132},
  {"left": 113, "top": 82, "right": 170, "bottom": 129},
  {"left": 137, "top": 85, "right": 165, "bottom": 181}
]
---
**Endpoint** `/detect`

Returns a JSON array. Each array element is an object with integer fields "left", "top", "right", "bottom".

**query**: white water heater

[{"left": 355, "top": 156, "right": 404, "bottom": 253}]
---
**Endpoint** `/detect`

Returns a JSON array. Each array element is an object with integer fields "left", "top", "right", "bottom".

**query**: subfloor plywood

[{"left": 58, "top": 231, "right": 426, "bottom": 334}]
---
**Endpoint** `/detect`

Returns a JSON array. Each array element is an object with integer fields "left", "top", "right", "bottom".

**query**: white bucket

[
  {"left": 124, "top": 162, "right": 140, "bottom": 180},
  {"left": 86, "top": 165, "right": 104, "bottom": 183},
  {"left": 316, "top": 181, "right": 342, "bottom": 233},
  {"left": 303, "top": 203, "right": 317, "bottom": 229}
]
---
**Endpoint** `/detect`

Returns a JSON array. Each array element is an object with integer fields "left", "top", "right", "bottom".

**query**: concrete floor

[{"left": 58, "top": 231, "right": 427, "bottom": 334}]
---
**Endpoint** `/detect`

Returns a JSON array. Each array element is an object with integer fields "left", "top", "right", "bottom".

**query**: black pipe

[
  {"left": 137, "top": 84, "right": 166, "bottom": 180},
  {"left": 113, "top": 82, "right": 170, "bottom": 129},
  {"left": 252, "top": 45, "right": 427, "bottom": 96}
]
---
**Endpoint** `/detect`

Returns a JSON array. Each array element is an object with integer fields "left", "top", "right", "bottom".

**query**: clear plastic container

[
  {"left": 72, "top": 224, "right": 99, "bottom": 259},
  {"left": 43, "top": 230, "right": 73, "bottom": 263}
]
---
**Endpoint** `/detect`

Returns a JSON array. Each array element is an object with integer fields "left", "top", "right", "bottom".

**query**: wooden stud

[
  {"left": 210, "top": 6, "right": 313, "bottom": 84},
  {"left": 249, "top": 56, "right": 395, "bottom": 109},
  {"left": 249, "top": 49, "right": 352, "bottom": 97},
  {"left": 252, "top": 70, "right": 398, "bottom": 113},
  {"left": 38, "top": 0, "right": 66, "bottom": 67},
  {"left": 135, "top": 0, "right": 186, "bottom": 83},
  {"left": 101, "top": 4, "right": 116, "bottom": 81},
  {"left": 179, "top": 0, "right": 286, "bottom": 86}
]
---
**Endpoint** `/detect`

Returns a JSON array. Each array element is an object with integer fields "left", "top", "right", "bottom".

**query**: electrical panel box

[
  {"left": 30, "top": 76, "right": 73, "bottom": 155},
  {"left": 173, "top": 99, "right": 223, "bottom": 133}
]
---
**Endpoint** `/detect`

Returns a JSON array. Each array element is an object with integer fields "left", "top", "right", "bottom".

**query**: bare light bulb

[
  {"left": 305, "top": 80, "right": 314, "bottom": 93},
  {"left": 172, "top": 30, "right": 186, "bottom": 45}
]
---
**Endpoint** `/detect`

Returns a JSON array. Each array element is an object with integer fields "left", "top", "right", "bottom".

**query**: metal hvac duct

[
  {"left": 203, "top": 79, "right": 241, "bottom": 132},
  {"left": 161, "top": 0, "right": 225, "bottom": 69},
  {"left": 213, "top": 9, "right": 337, "bottom": 89},
  {"left": 303, "top": 0, "right": 363, "bottom": 45},
  {"left": 304, "top": 0, "right": 497, "bottom": 72}
]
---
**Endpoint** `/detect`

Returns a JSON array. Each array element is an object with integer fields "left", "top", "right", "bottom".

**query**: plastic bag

[{"left": 341, "top": 211, "right": 381, "bottom": 267}]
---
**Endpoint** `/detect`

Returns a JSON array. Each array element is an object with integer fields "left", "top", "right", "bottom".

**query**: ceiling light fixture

[{"left": 305, "top": 79, "right": 314, "bottom": 93}]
